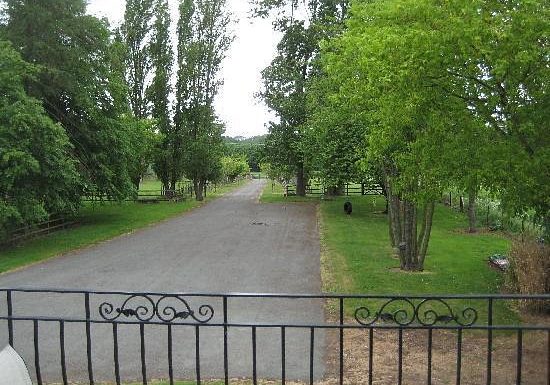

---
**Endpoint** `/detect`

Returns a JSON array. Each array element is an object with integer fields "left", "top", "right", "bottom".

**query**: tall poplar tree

[
  {"left": 122, "top": 0, "right": 154, "bottom": 119},
  {"left": 175, "top": 0, "right": 233, "bottom": 200},
  {"left": 148, "top": 0, "right": 174, "bottom": 193}
]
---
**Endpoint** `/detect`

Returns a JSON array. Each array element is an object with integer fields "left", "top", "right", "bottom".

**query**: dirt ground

[
  {"left": 320, "top": 327, "right": 549, "bottom": 385},
  {"left": 188, "top": 327, "right": 548, "bottom": 385}
]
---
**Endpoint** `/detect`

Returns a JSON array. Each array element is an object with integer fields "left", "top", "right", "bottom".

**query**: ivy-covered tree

[
  {"left": 0, "top": 40, "right": 80, "bottom": 239},
  {"left": 175, "top": 0, "right": 233, "bottom": 201}
]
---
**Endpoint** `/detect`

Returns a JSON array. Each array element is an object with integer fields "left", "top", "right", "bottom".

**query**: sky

[{"left": 87, "top": 0, "right": 281, "bottom": 138}]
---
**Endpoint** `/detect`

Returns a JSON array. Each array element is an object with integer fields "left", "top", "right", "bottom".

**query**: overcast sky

[{"left": 87, "top": 0, "right": 280, "bottom": 138}]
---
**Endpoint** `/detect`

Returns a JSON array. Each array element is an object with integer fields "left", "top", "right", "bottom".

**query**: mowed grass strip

[
  {"left": 261, "top": 182, "right": 515, "bottom": 324},
  {"left": 0, "top": 179, "right": 247, "bottom": 274}
]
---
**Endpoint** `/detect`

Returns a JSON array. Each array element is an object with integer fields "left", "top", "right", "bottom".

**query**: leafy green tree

[
  {"left": 318, "top": 0, "right": 549, "bottom": 269},
  {"left": 430, "top": 0, "right": 550, "bottom": 236},
  {"left": 221, "top": 155, "right": 250, "bottom": 182},
  {"left": 253, "top": 0, "right": 349, "bottom": 196},
  {"left": 316, "top": 0, "right": 453, "bottom": 270},
  {"left": 0, "top": 40, "right": 80, "bottom": 239},
  {"left": 175, "top": 0, "right": 233, "bottom": 201},
  {"left": 3, "top": 0, "right": 136, "bottom": 199},
  {"left": 306, "top": 69, "right": 368, "bottom": 195}
]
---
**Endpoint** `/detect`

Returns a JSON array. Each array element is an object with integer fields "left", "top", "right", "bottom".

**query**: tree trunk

[
  {"left": 384, "top": 172, "right": 401, "bottom": 253},
  {"left": 401, "top": 200, "right": 417, "bottom": 270},
  {"left": 467, "top": 187, "right": 478, "bottom": 233},
  {"left": 417, "top": 201, "right": 435, "bottom": 270},
  {"left": 194, "top": 179, "right": 204, "bottom": 201},
  {"left": 296, "top": 163, "right": 307, "bottom": 197},
  {"left": 132, "top": 176, "right": 141, "bottom": 191}
]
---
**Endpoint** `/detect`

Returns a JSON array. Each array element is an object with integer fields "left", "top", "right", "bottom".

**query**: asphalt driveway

[{"left": 0, "top": 180, "right": 324, "bottom": 383}]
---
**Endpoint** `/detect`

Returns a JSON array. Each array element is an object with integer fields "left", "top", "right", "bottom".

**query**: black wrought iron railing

[{"left": 0, "top": 288, "right": 548, "bottom": 385}]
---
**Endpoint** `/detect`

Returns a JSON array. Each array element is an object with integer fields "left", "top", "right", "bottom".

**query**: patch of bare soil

[{"left": 322, "top": 327, "right": 548, "bottom": 385}]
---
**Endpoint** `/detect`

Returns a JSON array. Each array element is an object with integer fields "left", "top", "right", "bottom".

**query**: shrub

[{"left": 506, "top": 239, "right": 549, "bottom": 314}]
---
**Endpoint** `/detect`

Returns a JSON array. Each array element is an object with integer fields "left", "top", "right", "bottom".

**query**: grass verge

[
  {"left": 262, "top": 181, "right": 515, "bottom": 324},
  {"left": 0, "top": 180, "right": 247, "bottom": 274}
]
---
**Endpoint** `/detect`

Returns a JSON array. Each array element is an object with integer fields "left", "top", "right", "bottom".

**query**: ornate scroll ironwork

[
  {"left": 99, "top": 295, "right": 214, "bottom": 323},
  {"left": 156, "top": 295, "right": 214, "bottom": 323},
  {"left": 99, "top": 295, "right": 156, "bottom": 322},
  {"left": 354, "top": 298, "right": 478, "bottom": 326}
]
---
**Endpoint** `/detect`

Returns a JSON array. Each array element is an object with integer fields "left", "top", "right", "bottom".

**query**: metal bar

[
  {"left": 7, "top": 290, "right": 14, "bottom": 347},
  {"left": 339, "top": 297, "right": 344, "bottom": 385},
  {"left": 1, "top": 287, "right": 548, "bottom": 300},
  {"left": 168, "top": 325, "right": 174, "bottom": 385},
  {"left": 140, "top": 323, "right": 147, "bottom": 385},
  {"left": 486, "top": 298, "right": 493, "bottom": 385},
  {"left": 398, "top": 328, "right": 403, "bottom": 385},
  {"left": 456, "top": 328, "right": 462, "bottom": 385},
  {"left": 516, "top": 329, "right": 523, "bottom": 385},
  {"left": 252, "top": 326, "right": 257, "bottom": 385},
  {"left": 428, "top": 328, "right": 433, "bottom": 385},
  {"left": 1, "top": 314, "right": 549, "bottom": 330},
  {"left": 34, "top": 320, "right": 42, "bottom": 385},
  {"left": 59, "top": 320, "right": 68, "bottom": 385},
  {"left": 195, "top": 325, "right": 201, "bottom": 385},
  {"left": 310, "top": 327, "right": 315, "bottom": 385},
  {"left": 85, "top": 293, "right": 94, "bottom": 385},
  {"left": 281, "top": 326, "right": 286, "bottom": 385},
  {"left": 113, "top": 323, "right": 121, "bottom": 385},
  {"left": 547, "top": 331, "right": 549, "bottom": 385},
  {"left": 223, "top": 296, "right": 229, "bottom": 385},
  {"left": 368, "top": 327, "right": 374, "bottom": 385}
]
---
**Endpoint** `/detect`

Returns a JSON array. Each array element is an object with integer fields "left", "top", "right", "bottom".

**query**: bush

[
  {"left": 221, "top": 156, "right": 250, "bottom": 182},
  {"left": 506, "top": 239, "right": 549, "bottom": 314}
]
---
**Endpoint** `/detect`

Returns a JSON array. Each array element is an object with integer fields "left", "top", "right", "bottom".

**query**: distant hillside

[
  {"left": 223, "top": 135, "right": 267, "bottom": 145},
  {"left": 223, "top": 135, "right": 266, "bottom": 172}
]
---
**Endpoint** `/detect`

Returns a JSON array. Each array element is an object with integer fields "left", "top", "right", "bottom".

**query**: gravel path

[{"left": 0, "top": 180, "right": 324, "bottom": 383}]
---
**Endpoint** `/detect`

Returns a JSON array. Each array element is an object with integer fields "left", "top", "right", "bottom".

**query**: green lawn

[
  {"left": 261, "top": 182, "right": 515, "bottom": 324},
  {"left": 0, "top": 179, "right": 247, "bottom": 274},
  {"left": 139, "top": 179, "right": 164, "bottom": 191}
]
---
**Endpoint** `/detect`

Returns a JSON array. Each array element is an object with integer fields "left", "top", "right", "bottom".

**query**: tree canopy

[{"left": 0, "top": 40, "right": 80, "bottom": 239}]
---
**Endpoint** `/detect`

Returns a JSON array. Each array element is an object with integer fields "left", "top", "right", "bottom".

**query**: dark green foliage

[
  {"left": 0, "top": 40, "right": 80, "bottom": 239},
  {"left": 3, "top": 0, "right": 136, "bottom": 200}
]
